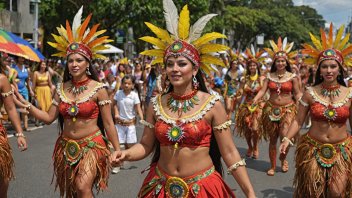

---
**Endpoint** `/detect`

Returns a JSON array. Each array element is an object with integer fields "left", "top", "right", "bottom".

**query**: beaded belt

[
  {"left": 266, "top": 101, "right": 295, "bottom": 122},
  {"left": 143, "top": 165, "right": 215, "bottom": 198},
  {"left": 305, "top": 134, "right": 350, "bottom": 168},
  {"left": 115, "top": 118, "right": 136, "bottom": 126},
  {"left": 61, "top": 130, "right": 103, "bottom": 166}
]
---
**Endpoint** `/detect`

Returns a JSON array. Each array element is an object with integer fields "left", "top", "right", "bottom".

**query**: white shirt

[
  {"left": 110, "top": 64, "right": 117, "bottom": 76},
  {"left": 114, "top": 90, "right": 140, "bottom": 120}
]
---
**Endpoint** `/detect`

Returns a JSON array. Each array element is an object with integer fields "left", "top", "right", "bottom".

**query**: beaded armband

[
  {"left": 98, "top": 100, "right": 112, "bottom": 106},
  {"left": 299, "top": 99, "right": 309, "bottom": 107},
  {"left": 140, "top": 120, "right": 154, "bottom": 128},
  {"left": 227, "top": 159, "right": 246, "bottom": 174},
  {"left": 1, "top": 89, "right": 14, "bottom": 97},
  {"left": 52, "top": 99, "right": 59, "bottom": 106},
  {"left": 213, "top": 120, "right": 232, "bottom": 130}
]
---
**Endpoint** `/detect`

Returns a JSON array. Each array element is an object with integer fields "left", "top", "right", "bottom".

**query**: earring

[
  {"left": 192, "top": 75, "right": 199, "bottom": 90},
  {"left": 86, "top": 67, "right": 91, "bottom": 75}
]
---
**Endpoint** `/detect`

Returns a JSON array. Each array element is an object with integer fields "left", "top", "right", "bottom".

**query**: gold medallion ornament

[
  {"left": 64, "top": 140, "right": 82, "bottom": 165},
  {"left": 165, "top": 177, "right": 189, "bottom": 198},
  {"left": 139, "top": 0, "right": 229, "bottom": 75}
]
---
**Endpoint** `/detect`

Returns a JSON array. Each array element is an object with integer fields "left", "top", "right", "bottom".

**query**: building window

[
  {"left": 4, "top": 0, "right": 18, "bottom": 12},
  {"left": 30, "top": 2, "right": 35, "bottom": 14}
]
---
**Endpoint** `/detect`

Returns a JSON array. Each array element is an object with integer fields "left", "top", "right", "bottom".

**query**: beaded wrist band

[
  {"left": 282, "top": 137, "right": 294, "bottom": 146},
  {"left": 140, "top": 120, "right": 154, "bottom": 128},
  {"left": 227, "top": 158, "right": 246, "bottom": 174},
  {"left": 15, "top": 133, "right": 26, "bottom": 138},
  {"left": 299, "top": 99, "right": 309, "bottom": 107}
]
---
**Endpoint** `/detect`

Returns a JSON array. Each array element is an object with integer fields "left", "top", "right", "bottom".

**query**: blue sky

[{"left": 293, "top": 0, "right": 352, "bottom": 27}]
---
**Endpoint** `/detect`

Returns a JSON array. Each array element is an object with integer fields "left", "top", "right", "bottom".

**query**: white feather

[
  {"left": 72, "top": 6, "right": 83, "bottom": 41},
  {"left": 282, "top": 37, "right": 287, "bottom": 51},
  {"left": 286, "top": 42, "right": 294, "bottom": 53},
  {"left": 251, "top": 44, "right": 256, "bottom": 55},
  {"left": 163, "top": 0, "right": 179, "bottom": 38},
  {"left": 188, "top": 14, "right": 217, "bottom": 42},
  {"left": 83, "top": 28, "right": 90, "bottom": 40}
]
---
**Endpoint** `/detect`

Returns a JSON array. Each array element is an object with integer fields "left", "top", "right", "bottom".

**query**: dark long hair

[
  {"left": 246, "top": 60, "right": 261, "bottom": 77},
  {"left": 150, "top": 70, "right": 224, "bottom": 175},
  {"left": 58, "top": 56, "right": 105, "bottom": 135},
  {"left": 37, "top": 60, "right": 49, "bottom": 72},
  {"left": 270, "top": 58, "right": 292, "bottom": 73},
  {"left": 313, "top": 60, "right": 346, "bottom": 86}
]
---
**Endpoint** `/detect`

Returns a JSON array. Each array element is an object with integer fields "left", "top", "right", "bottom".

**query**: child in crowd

[{"left": 112, "top": 75, "right": 143, "bottom": 173}]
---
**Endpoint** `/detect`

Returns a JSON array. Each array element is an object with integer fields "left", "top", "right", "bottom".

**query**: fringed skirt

[
  {"left": 0, "top": 123, "right": 14, "bottom": 180},
  {"left": 294, "top": 133, "right": 352, "bottom": 197},
  {"left": 138, "top": 163, "right": 235, "bottom": 198},
  {"left": 235, "top": 101, "right": 264, "bottom": 138},
  {"left": 261, "top": 102, "right": 297, "bottom": 140},
  {"left": 52, "top": 130, "right": 111, "bottom": 198}
]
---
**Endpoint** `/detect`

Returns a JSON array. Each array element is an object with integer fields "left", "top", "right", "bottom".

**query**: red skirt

[
  {"left": 138, "top": 163, "right": 236, "bottom": 198},
  {"left": 52, "top": 130, "right": 111, "bottom": 198},
  {"left": 0, "top": 123, "right": 14, "bottom": 180}
]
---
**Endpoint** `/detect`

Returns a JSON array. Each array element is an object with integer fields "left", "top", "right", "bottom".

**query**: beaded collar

[
  {"left": 57, "top": 82, "right": 106, "bottom": 105},
  {"left": 266, "top": 72, "right": 296, "bottom": 83},
  {"left": 152, "top": 93, "right": 220, "bottom": 125},
  {"left": 307, "top": 87, "right": 352, "bottom": 108}
]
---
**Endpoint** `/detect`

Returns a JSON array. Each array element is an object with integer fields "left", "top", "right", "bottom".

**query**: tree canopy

[{"left": 39, "top": 0, "right": 324, "bottom": 56}]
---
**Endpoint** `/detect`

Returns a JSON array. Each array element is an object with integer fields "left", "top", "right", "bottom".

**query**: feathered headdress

[
  {"left": 302, "top": 23, "right": 352, "bottom": 67},
  {"left": 228, "top": 49, "right": 241, "bottom": 64},
  {"left": 119, "top": 57, "right": 129, "bottom": 65},
  {"left": 139, "top": 0, "right": 229, "bottom": 74},
  {"left": 48, "top": 6, "right": 112, "bottom": 60},
  {"left": 243, "top": 44, "right": 266, "bottom": 65},
  {"left": 264, "top": 37, "right": 297, "bottom": 64}
]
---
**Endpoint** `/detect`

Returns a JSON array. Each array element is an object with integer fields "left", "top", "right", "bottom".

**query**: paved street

[{"left": 7, "top": 122, "right": 299, "bottom": 198}]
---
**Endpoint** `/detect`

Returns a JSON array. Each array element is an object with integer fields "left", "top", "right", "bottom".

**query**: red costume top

[
  {"left": 152, "top": 93, "right": 220, "bottom": 148},
  {"left": 243, "top": 76, "right": 261, "bottom": 100},
  {"left": 57, "top": 82, "right": 106, "bottom": 120},
  {"left": 267, "top": 73, "right": 295, "bottom": 95},
  {"left": 307, "top": 87, "right": 352, "bottom": 124}
]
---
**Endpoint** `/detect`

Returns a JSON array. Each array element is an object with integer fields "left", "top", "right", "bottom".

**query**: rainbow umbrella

[{"left": 0, "top": 29, "right": 45, "bottom": 62}]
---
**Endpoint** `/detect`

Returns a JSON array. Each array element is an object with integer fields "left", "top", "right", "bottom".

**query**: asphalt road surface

[{"left": 7, "top": 121, "right": 300, "bottom": 198}]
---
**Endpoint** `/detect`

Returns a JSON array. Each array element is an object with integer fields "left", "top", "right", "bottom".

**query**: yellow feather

[
  {"left": 57, "top": 25, "right": 68, "bottom": 41},
  {"left": 94, "top": 54, "right": 108, "bottom": 60},
  {"left": 264, "top": 48, "right": 274, "bottom": 58},
  {"left": 333, "top": 25, "right": 345, "bottom": 48},
  {"left": 269, "top": 40, "right": 278, "bottom": 52},
  {"left": 47, "top": 42, "right": 58, "bottom": 48},
  {"left": 145, "top": 22, "right": 173, "bottom": 44},
  {"left": 52, "top": 52, "right": 66, "bottom": 57},
  {"left": 337, "top": 33, "right": 350, "bottom": 50},
  {"left": 201, "top": 55, "right": 225, "bottom": 66},
  {"left": 140, "top": 49, "right": 164, "bottom": 57},
  {"left": 193, "top": 32, "right": 226, "bottom": 48},
  {"left": 151, "top": 57, "right": 164, "bottom": 65},
  {"left": 52, "top": 34, "right": 69, "bottom": 47},
  {"left": 309, "top": 33, "right": 322, "bottom": 50},
  {"left": 200, "top": 63, "right": 213, "bottom": 75},
  {"left": 304, "top": 58, "right": 317, "bottom": 65},
  {"left": 178, "top": 5, "right": 190, "bottom": 40},
  {"left": 199, "top": 44, "right": 229, "bottom": 54},
  {"left": 92, "top": 45, "right": 109, "bottom": 51},
  {"left": 139, "top": 36, "right": 166, "bottom": 49},
  {"left": 345, "top": 59, "right": 352, "bottom": 67}
]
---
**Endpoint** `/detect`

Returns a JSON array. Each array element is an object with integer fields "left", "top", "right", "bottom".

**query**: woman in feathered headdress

[
  {"left": 224, "top": 49, "right": 244, "bottom": 120},
  {"left": 18, "top": 7, "right": 121, "bottom": 197},
  {"left": 252, "top": 37, "right": 302, "bottom": 176},
  {"left": 116, "top": 0, "right": 255, "bottom": 197},
  {"left": 279, "top": 23, "right": 352, "bottom": 197},
  {"left": 0, "top": 53, "right": 27, "bottom": 197},
  {"left": 235, "top": 45, "right": 266, "bottom": 159}
]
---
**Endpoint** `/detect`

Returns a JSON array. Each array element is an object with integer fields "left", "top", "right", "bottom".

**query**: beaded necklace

[
  {"left": 167, "top": 90, "right": 199, "bottom": 115},
  {"left": 67, "top": 78, "right": 91, "bottom": 96},
  {"left": 321, "top": 83, "right": 341, "bottom": 97}
]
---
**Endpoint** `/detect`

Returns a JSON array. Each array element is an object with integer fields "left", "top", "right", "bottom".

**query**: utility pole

[{"left": 32, "top": 0, "right": 40, "bottom": 49}]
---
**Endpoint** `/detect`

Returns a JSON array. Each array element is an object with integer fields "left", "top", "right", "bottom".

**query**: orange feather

[
  {"left": 320, "top": 28, "right": 327, "bottom": 49},
  {"left": 341, "top": 45, "right": 352, "bottom": 56},
  {"left": 277, "top": 37, "right": 282, "bottom": 50},
  {"left": 66, "top": 20, "right": 73, "bottom": 43},
  {"left": 87, "top": 36, "right": 108, "bottom": 48},
  {"left": 328, "top": 23, "right": 333, "bottom": 47},
  {"left": 78, "top": 13, "right": 92, "bottom": 41},
  {"left": 82, "top": 24, "right": 100, "bottom": 44}
]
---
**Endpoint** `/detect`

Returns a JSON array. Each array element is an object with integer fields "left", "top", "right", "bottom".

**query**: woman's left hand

[
  {"left": 110, "top": 150, "right": 122, "bottom": 166},
  {"left": 17, "top": 137, "right": 27, "bottom": 151}
]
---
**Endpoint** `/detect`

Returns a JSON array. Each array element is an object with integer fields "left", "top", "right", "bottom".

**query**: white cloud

[{"left": 293, "top": 0, "right": 352, "bottom": 27}]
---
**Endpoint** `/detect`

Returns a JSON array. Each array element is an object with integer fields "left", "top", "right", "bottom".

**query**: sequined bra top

[
  {"left": 307, "top": 87, "right": 352, "bottom": 124},
  {"left": 267, "top": 73, "right": 295, "bottom": 94},
  {"left": 57, "top": 82, "right": 106, "bottom": 120},
  {"left": 152, "top": 94, "right": 220, "bottom": 148}
]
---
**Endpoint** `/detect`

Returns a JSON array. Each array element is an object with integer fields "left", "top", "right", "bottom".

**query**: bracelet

[
  {"left": 213, "top": 120, "right": 232, "bottom": 130},
  {"left": 282, "top": 137, "right": 294, "bottom": 146},
  {"left": 15, "top": 133, "right": 26, "bottom": 138},
  {"left": 227, "top": 158, "right": 246, "bottom": 174},
  {"left": 140, "top": 120, "right": 154, "bottom": 128},
  {"left": 298, "top": 99, "right": 309, "bottom": 107},
  {"left": 25, "top": 103, "right": 31, "bottom": 110}
]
